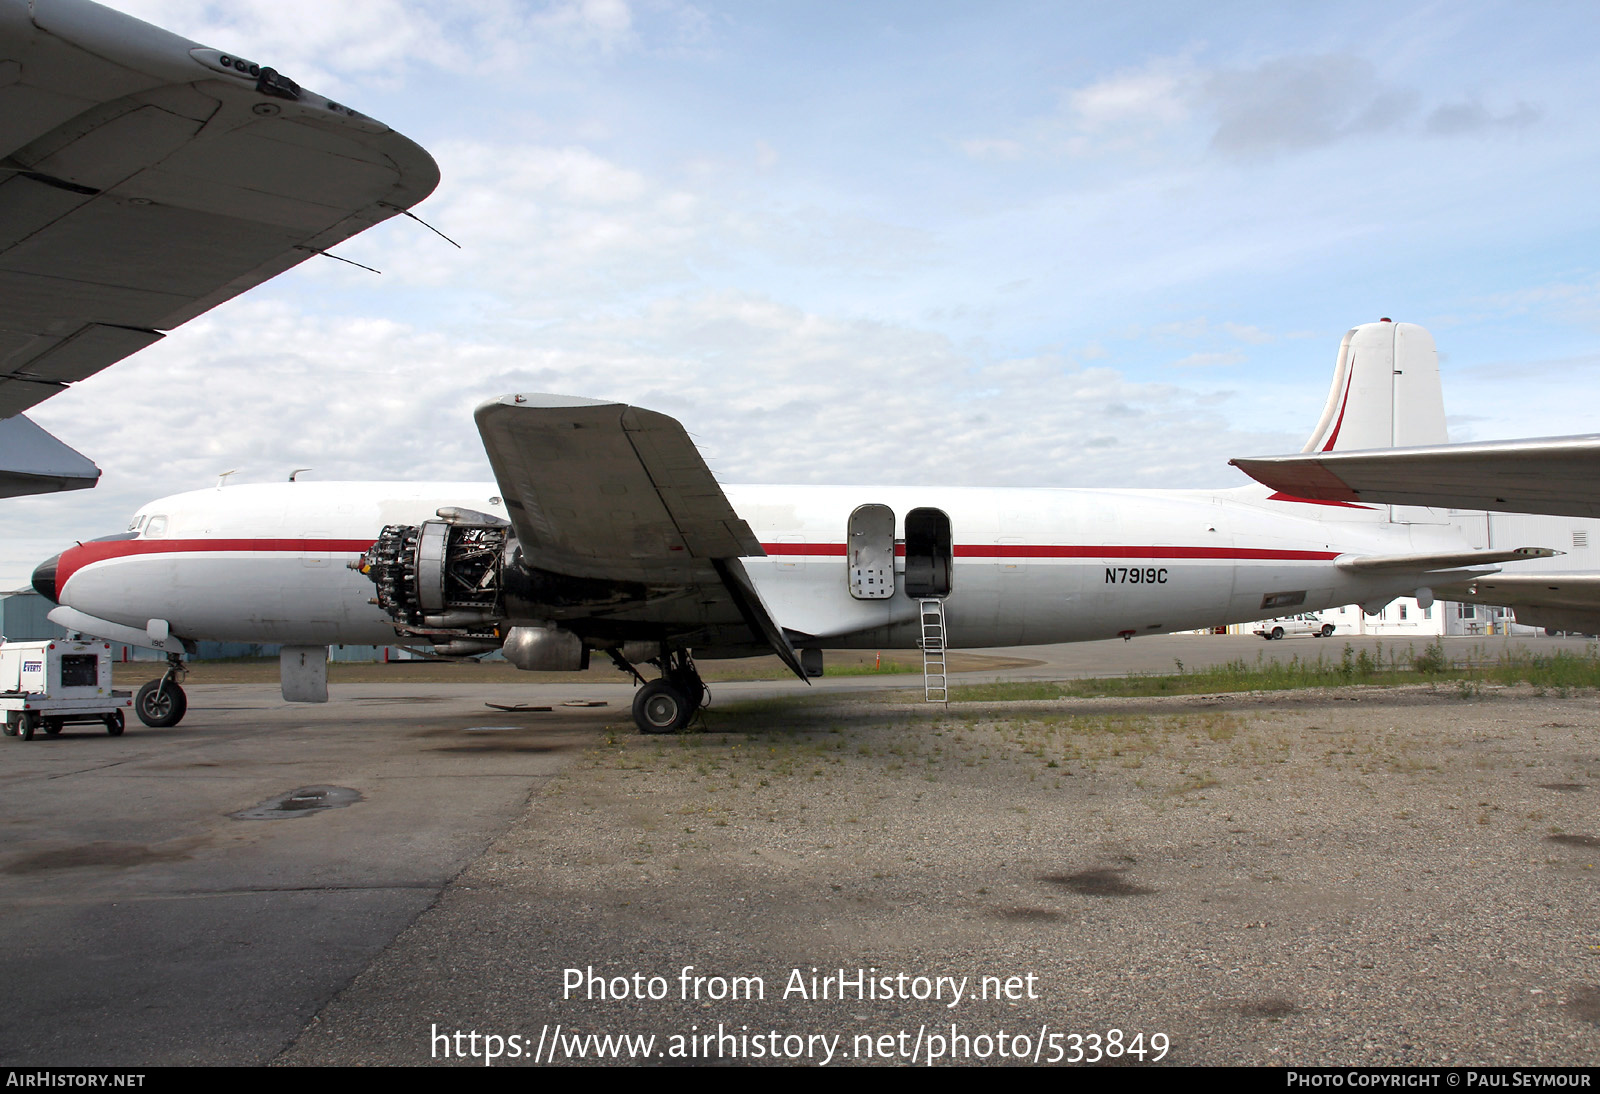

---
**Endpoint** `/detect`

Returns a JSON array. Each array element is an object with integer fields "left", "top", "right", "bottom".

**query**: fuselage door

[
  {"left": 848, "top": 503, "right": 895, "bottom": 599},
  {"left": 904, "top": 507, "right": 953, "bottom": 598}
]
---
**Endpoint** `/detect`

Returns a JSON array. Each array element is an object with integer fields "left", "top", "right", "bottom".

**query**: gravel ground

[{"left": 280, "top": 683, "right": 1600, "bottom": 1067}]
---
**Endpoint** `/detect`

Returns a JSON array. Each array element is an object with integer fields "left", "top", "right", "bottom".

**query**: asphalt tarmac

[{"left": 1, "top": 634, "right": 1596, "bottom": 1066}]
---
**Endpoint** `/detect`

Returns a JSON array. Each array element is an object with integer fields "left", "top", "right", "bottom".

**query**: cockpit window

[
  {"left": 128, "top": 514, "right": 147, "bottom": 532},
  {"left": 144, "top": 515, "right": 167, "bottom": 538}
]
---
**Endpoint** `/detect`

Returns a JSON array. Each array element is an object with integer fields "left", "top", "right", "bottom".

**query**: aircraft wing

[
  {"left": 474, "top": 394, "right": 807, "bottom": 680},
  {"left": 0, "top": 0, "right": 440, "bottom": 493},
  {"left": 1231, "top": 436, "right": 1600, "bottom": 519},
  {"left": 1433, "top": 573, "right": 1600, "bottom": 636}
]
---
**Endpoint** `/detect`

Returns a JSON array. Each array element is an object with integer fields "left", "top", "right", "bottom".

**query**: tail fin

[{"left": 1302, "top": 319, "right": 1448, "bottom": 453}]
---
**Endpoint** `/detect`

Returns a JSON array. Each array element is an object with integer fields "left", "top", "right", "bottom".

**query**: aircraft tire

[
  {"left": 136, "top": 680, "right": 188, "bottom": 728},
  {"left": 633, "top": 680, "right": 689, "bottom": 734},
  {"left": 105, "top": 711, "right": 125, "bottom": 737}
]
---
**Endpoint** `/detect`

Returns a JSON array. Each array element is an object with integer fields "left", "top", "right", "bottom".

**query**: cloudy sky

[{"left": 7, "top": 0, "right": 1600, "bottom": 584}]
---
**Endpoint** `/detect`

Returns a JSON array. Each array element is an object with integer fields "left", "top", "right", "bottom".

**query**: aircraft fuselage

[{"left": 41, "top": 479, "right": 1465, "bottom": 651}]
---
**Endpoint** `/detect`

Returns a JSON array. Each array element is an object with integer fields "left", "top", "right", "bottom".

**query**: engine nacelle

[
  {"left": 501, "top": 624, "right": 589, "bottom": 671},
  {"left": 358, "top": 513, "right": 656, "bottom": 659},
  {"left": 358, "top": 517, "right": 509, "bottom": 646}
]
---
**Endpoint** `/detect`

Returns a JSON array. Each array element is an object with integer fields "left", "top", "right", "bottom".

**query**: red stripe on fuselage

[
  {"left": 56, "top": 535, "right": 1343, "bottom": 596},
  {"left": 761, "top": 543, "right": 1340, "bottom": 561},
  {"left": 57, "top": 537, "right": 376, "bottom": 592}
]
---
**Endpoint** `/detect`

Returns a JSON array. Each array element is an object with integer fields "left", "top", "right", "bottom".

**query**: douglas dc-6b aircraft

[{"left": 31, "top": 320, "right": 1565, "bottom": 735}]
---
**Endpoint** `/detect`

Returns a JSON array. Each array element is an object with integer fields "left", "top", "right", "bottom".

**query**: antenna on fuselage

[
  {"left": 216, "top": 469, "right": 237, "bottom": 489},
  {"left": 289, "top": 468, "right": 312, "bottom": 481}
]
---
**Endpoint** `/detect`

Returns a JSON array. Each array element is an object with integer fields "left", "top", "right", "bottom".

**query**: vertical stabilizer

[{"left": 1301, "top": 320, "right": 1448, "bottom": 454}]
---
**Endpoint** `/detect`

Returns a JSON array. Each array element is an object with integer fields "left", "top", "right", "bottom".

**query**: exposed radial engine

[
  {"left": 355, "top": 510, "right": 593, "bottom": 669},
  {"left": 357, "top": 513, "right": 509, "bottom": 657}
]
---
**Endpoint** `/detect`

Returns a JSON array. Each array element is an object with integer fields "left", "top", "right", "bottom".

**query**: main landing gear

[
  {"left": 611, "top": 647, "right": 708, "bottom": 734},
  {"left": 135, "top": 653, "right": 188, "bottom": 728}
]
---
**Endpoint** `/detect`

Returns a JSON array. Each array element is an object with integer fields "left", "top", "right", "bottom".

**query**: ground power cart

[{"left": 0, "top": 639, "right": 132, "bottom": 740}]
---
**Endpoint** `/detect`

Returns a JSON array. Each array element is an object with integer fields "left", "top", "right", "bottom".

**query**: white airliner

[
  {"left": 32, "top": 320, "right": 1561, "bottom": 735},
  {"left": 0, "top": 0, "right": 437, "bottom": 497}
]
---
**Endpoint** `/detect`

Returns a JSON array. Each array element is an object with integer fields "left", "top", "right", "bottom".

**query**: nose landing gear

[{"left": 135, "top": 654, "right": 188, "bottom": 728}]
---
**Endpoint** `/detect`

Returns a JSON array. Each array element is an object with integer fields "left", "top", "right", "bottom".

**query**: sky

[{"left": 7, "top": 0, "right": 1600, "bottom": 585}]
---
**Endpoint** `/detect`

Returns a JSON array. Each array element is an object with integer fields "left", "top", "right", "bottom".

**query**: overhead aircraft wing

[
  {"left": 474, "top": 394, "right": 807, "bottom": 680},
  {"left": 1433, "top": 573, "right": 1600, "bottom": 636},
  {"left": 1231, "top": 436, "right": 1600, "bottom": 519},
  {"left": 0, "top": 0, "right": 440, "bottom": 494}
]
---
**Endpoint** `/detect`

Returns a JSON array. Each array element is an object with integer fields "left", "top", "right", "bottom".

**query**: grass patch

[
  {"left": 948, "top": 642, "right": 1600, "bottom": 702},
  {"left": 821, "top": 661, "right": 922, "bottom": 677}
]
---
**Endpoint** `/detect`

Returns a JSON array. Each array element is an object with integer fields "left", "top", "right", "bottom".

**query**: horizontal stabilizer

[
  {"left": 1336, "top": 546, "right": 1560, "bottom": 573},
  {"left": 1232, "top": 436, "right": 1600, "bottom": 519}
]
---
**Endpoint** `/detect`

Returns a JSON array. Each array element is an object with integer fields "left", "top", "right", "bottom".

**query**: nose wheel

[{"left": 135, "top": 655, "right": 189, "bottom": 727}]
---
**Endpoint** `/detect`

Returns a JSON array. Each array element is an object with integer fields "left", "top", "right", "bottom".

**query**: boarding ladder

[{"left": 919, "top": 597, "right": 948, "bottom": 703}]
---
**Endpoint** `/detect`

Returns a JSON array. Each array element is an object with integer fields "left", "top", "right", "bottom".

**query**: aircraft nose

[{"left": 32, "top": 552, "right": 60, "bottom": 604}]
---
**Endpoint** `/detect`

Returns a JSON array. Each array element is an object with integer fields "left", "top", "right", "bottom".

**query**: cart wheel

[
  {"left": 104, "top": 711, "right": 125, "bottom": 737},
  {"left": 2, "top": 714, "right": 15, "bottom": 738},
  {"left": 44, "top": 718, "right": 63, "bottom": 736},
  {"left": 19, "top": 712, "right": 38, "bottom": 741}
]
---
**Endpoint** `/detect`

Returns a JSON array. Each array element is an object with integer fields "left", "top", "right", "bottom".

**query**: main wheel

[
  {"left": 104, "top": 711, "right": 125, "bottom": 737},
  {"left": 135, "top": 680, "right": 188, "bottom": 727},
  {"left": 1271, "top": 627, "right": 1284, "bottom": 640},
  {"left": 633, "top": 680, "right": 690, "bottom": 734}
]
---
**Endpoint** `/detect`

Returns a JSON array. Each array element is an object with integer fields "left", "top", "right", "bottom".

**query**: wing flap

[
  {"left": 621, "top": 405, "right": 763, "bottom": 559},
  {"left": 714, "top": 558, "right": 808, "bottom": 683}
]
